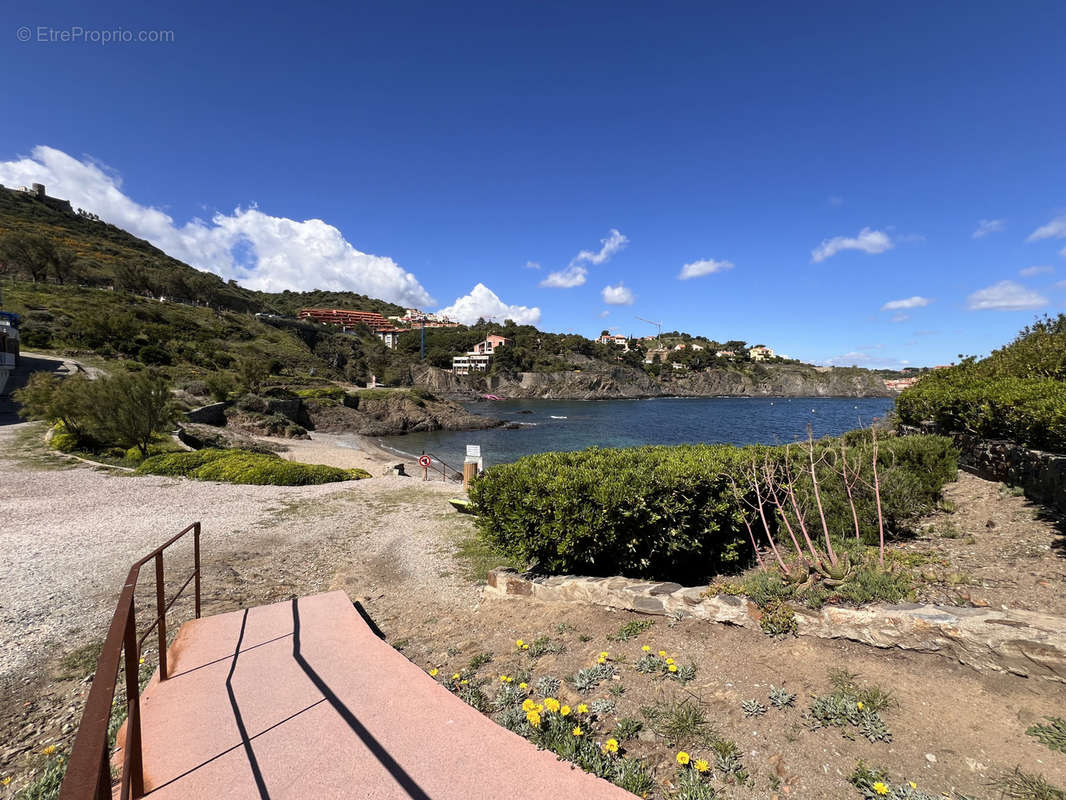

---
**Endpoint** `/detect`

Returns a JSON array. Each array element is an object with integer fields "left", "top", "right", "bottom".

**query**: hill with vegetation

[{"left": 896, "top": 314, "right": 1066, "bottom": 452}]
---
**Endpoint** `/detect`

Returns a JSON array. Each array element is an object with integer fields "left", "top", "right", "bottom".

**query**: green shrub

[
  {"left": 469, "top": 435, "right": 956, "bottom": 582},
  {"left": 136, "top": 449, "right": 370, "bottom": 485}
]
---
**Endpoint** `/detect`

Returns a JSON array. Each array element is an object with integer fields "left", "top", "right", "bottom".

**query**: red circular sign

[{"left": 418, "top": 455, "right": 432, "bottom": 467}]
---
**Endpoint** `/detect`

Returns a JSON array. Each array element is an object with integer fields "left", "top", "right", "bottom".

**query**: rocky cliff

[
  {"left": 304, "top": 388, "right": 501, "bottom": 436},
  {"left": 409, "top": 362, "right": 891, "bottom": 400}
]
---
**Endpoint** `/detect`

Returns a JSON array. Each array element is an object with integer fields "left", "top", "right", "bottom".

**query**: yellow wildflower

[
  {"left": 516, "top": 639, "right": 524, "bottom": 648},
  {"left": 41, "top": 745, "right": 56, "bottom": 756},
  {"left": 857, "top": 701, "right": 865, "bottom": 711},
  {"left": 519, "top": 682, "right": 528, "bottom": 689},
  {"left": 597, "top": 656, "right": 607, "bottom": 664},
  {"left": 560, "top": 705, "right": 571, "bottom": 717},
  {"left": 527, "top": 711, "right": 542, "bottom": 727},
  {"left": 668, "top": 664, "right": 678, "bottom": 673},
  {"left": 460, "top": 679, "right": 468, "bottom": 685},
  {"left": 577, "top": 703, "right": 589, "bottom": 714},
  {"left": 139, "top": 657, "right": 145, "bottom": 665},
  {"left": 522, "top": 643, "right": 529, "bottom": 650},
  {"left": 428, "top": 668, "right": 438, "bottom": 677},
  {"left": 658, "top": 650, "right": 667, "bottom": 657},
  {"left": 909, "top": 782, "right": 917, "bottom": 789},
  {"left": 665, "top": 657, "right": 675, "bottom": 665},
  {"left": 641, "top": 645, "right": 651, "bottom": 652},
  {"left": 544, "top": 697, "right": 561, "bottom": 713},
  {"left": 452, "top": 673, "right": 460, "bottom": 680},
  {"left": 572, "top": 725, "right": 584, "bottom": 736},
  {"left": 522, "top": 699, "right": 536, "bottom": 712},
  {"left": 695, "top": 759, "right": 710, "bottom": 773},
  {"left": 602, "top": 738, "right": 619, "bottom": 754},
  {"left": 2, "top": 777, "right": 11, "bottom": 786},
  {"left": 499, "top": 675, "right": 509, "bottom": 682},
  {"left": 676, "top": 751, "right": 691, "bottom": 766},
  {"left": 872, "top": 782, "right": 889, "bottom": 796},
  {"left": 599, "top": 651, "right": 609, "bottom": 659}
]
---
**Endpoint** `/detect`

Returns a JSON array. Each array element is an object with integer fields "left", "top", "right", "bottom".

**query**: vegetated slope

[
  {"left": 0, "top": 188, "right": 404, "bottom": 317},
  {"left": 896, "top": 314, "right": 1066, "bottom": 452}
]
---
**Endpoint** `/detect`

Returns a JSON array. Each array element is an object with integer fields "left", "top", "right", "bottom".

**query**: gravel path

[{"left": 0, "top": 422, "right": 475, "bottom": 695}]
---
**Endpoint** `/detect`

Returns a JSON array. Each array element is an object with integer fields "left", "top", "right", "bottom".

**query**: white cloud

[
  {"left": 601, "top": 282, "right": 634, "bottom": 305},
  {"left": 881, "top": 296, "right": 932, "bottom": 310},
  {"left": 966, "top": 280, "right": 1047, "bottom": 311},
  {"left": 539, "top": 265, "right": 588, "bottom": 288},
  {"left": 0, "top": 146, "right": 434, "bottom": 306},
  {"left": 540, "top": 228, "right": 627, "bottom": 289},
  {"left": 1020, "top": 265, "right": 1054, "bottom": 277},
  {"left": 678, "top": 258, "right": 734, "bottom": 280},
  {"left": 524, "top": 260, "right": 541, "bottom": 270},
  {"left": 972, "top": 218, "right": 1006, "bottom": 239},
  {"left": 436, "top": 283, "right": 540, "bottom": 325},
  {"left": 811, "top": 227, "right": 893, "bottom": 263},
  {"left": 1028, "top": 214, "right": 1066, "bottom": 242},
  {"left": 575, "top": 228, "right": 628, "bottom": 265},
  {"left": 891, "top": 313, "right": 909, "bottom": 323},
  {"left": 599, "top": 310, "right": 610, "bottom": 318}
]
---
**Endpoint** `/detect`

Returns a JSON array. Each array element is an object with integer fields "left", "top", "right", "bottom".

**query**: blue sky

[{"left": 2, "top": 1, "right": 1065, "bottom": 367}]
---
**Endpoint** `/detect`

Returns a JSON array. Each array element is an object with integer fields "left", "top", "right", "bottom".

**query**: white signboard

[{"left": 466, "top": 445, "right": 481, "bottom": 459}]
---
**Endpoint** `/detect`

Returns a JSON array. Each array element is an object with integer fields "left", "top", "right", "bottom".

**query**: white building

[
  {"left": 597, "top": 334, "right": 629, "bottom": 351},
  {"left": 749, "top": 345, "right": 775, "bottom": 361},
  {"left": 452, "top": 336, "right": 512, "bottom": 374}
]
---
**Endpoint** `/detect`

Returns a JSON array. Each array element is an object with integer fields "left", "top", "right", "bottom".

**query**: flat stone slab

[
  {"left": 128, "top": 591, "right": 633, "bottom": 799},
  {"left": 487, "top": 569, "right": 1066, "bottom": 683}
]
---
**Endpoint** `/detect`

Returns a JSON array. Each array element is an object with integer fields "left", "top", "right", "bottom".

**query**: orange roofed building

[{"left": 297, "top": 308, "right": 393, "bottom": 330}]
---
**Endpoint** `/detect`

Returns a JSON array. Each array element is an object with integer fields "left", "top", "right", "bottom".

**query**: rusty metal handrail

[
  {"left": 421, "top": 451, "right": 463, "bottom": 482},
  {"left": 59, "top": 522, "right": 202, "bottom": 800}
]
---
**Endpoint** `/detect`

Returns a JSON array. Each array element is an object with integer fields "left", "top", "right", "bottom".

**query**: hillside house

[
  {"left": 597, "top": 334, "right": 629, "bottom": 351},
  {"left": 375, "top": 328, "right": 403, "bottom": 349},
  {"left": 715, "top": 349, "right": 736, "bottom": 358},
  {"left": 452, "top": 335, "right": 512, "bottom": 374},
  {"left": 298, "top": 308, "right": 392, "bottom": 331},
  {"left": 643, "top": 348, "right": 669, "bottom": 364},
  {"left": 749, "top": 345, "right": 775, "bottom": 361}
]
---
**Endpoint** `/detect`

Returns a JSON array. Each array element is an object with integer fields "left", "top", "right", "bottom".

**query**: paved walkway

[{"left": 131, "top": 592, "right": 633, "bottom": 799}]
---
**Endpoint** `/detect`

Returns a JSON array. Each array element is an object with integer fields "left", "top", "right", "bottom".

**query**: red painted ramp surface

[{"left": 132, "top": 591, "right": 633, "bottom": 799}]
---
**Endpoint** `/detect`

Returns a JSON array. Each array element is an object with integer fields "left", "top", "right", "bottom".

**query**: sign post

[{"left": 419, "top": 454, "right": 432, "bottom": 481}]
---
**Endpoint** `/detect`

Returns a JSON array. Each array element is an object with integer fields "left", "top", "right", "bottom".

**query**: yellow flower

[
  {"left": 519, "top": 682, "right": 528, "bottom": 690},
  {"left": 668, "top": 664, "right": 678, "bottom": 673},
  {"left": 522, "top": 644, "right": 529, "bottom": 650},
  {"left": 857, "top": 701, "right": 865, "bottom": 710},
  {"left": 676, "top": 751, "right": 691, "bottom": 766},
  {"left": 597, "top": 656, "right": 607, "bottom": 664},
  {"left": 522, "top": 699, "right": 537, "bottom": 712},
  {"left": 139, "top": 657, "right": 145, "bottom": 665},
  {"left": 2, "top": 776, "right": 11, "bottom": 786},
  {"left": 665, "top": 657, "right": 675, "bottom": 665},
  {"left": 602, "top": 738, "right": 619, "bottom": 753},
  {"left": 452, "top": 673, "right": 460, "bottom": 680},
  {"left": 641, "top": 645, "right": 651, "bottom": 652},
  {"left": 560, "top": 705, "right": 571, "bottom": 717},
  {"left": 516, "top": 639, "right": 524, "bottom": 648},
  {"left": 909, "top": 782, "right": 917, "bottom": 790},
  {"left": 872, "top": 782, "right": 889, "bottom": 796},
  {"left": 572, "top": 725, "right": 584, "bottom": 736},
  {"left": 460, "top": 679, "right": 468, "bottom": 685},
  {"left": 658, "top": 650, "right": 667, "bottom": 657},
  {"left": 544, "top": 697, "right": 561, "bottom": 713},
  {"left": 599, "top": 651, "right": 609, "bottom": 659},
  {"left": 428, "top": 668, "right": 438, "bottom": 677},
  {"left": 577, "top": 703, "right": 589, "bottom": 714},
  {"left": 499, "top": 675, "right": 509, "bottom": 682},
  {"left": 527, "top": 711, "right": 542, "bottom": 727},
  {"left": 41, "top": 745, "right": 56, "bottom": 756},
  {"left": 694, "top": 759, "right": 710, "bottom": 773}
]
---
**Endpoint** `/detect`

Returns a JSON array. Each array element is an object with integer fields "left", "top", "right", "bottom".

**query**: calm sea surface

[{"left": 374, "top": 396, "right": 895, "bottom": 468}]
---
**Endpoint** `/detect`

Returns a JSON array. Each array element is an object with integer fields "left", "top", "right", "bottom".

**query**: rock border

[{"left": 486, "top": 568, "right": 1066, "bottom": 684}]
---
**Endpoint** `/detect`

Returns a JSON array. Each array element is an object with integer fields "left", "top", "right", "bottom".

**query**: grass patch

[
  {"left": 55, "top": 640, "right": 103, "bottom": 681},
  {"left": 453, "top": 534, "right": 524, "bottom": 584},
  {"left": 805, "top": 668, "right": 894, "bottom": 742},
  {"left": 640, "top": 697, "right": 715, "bottom": 747},
  {"left": 607, "top": 619, "right": 655, "bottom": 642},
  {"left": 992, "top": 767, "right": 1066, "bottom": 800},
  {"left": 136, "top": 448, "right": 370, "bottom": 485},
  {"left": 1027, "top": 716, "right": 1066, "bottom": 755}
]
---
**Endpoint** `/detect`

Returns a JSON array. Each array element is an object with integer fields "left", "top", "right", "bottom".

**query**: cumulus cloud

[
  {"left": 966, "top": 280, "right": 1047, "bottom": 311},
  {"left": 1020, "top": 265, "right": 1054, "bottom": 277},
  {"left": 1028, "top": 214, "right": 1066, "bottom": 242},
  {"left": 539, "top": 265, "right": 588, "bottom": 288},
  {"left": 678, "top": 258, "right": 734, "bottom": 280},
  {"left": 540, "top": 228, "right": 627, "bottom": 288},
  {"left": 601, "top": 282, "right": 635, "bottom": 305},
  {"left": 811, "top": 227, "right": 893, "bottom": 263},
  {"left": 972, "top": 219, "right": 1006, "bottom": 239},
  {"left": 436, "top": 282, "right": 540, "bottom": 325},
  {"left": 881, "top": 296, "right": 931, "bottom": 310},
  {"left": 0, "top": 146, "right": 434, "bottom": 306}
]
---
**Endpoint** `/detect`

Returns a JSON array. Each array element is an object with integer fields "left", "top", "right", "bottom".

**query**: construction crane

[{"left": 636, "top": 316, "right": 662, "bottom": 348}]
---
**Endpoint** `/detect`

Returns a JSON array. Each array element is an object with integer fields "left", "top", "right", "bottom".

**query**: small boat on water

[
  {"left": 482, "top": 394, "right": 503, "bottom": 400},
  {"left": 550, "top": 415, "right": 568, "bottom": 419}
]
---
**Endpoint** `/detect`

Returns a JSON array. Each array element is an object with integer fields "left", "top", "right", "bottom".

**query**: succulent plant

[
  {"left": 769, "top": 685, "right": 796, "bottom": 709},
  {"left": 742, "top": 699, "right": 767, "bottom": 717}
]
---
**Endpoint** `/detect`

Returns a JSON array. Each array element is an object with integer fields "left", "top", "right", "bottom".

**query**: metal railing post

[
  {"left": 193, "top": 523, "right": 201, "bottom": 618},
  {"left": 121, "top": 611, "right": 144, "bottom": 799},
  {"left": 154, "top": 553, "right": 168, "bottom": 681}
]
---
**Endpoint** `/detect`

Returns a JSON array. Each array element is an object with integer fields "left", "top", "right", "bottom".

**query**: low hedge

[
  {"left": 137, "top": 449, "right": 371, "bottom": 485},
  {"left": 896, "top": 373, "right": 1066, "bottom": 453},
  {"left": 469, "top": 434, "right": 956, "bottom": 582}
]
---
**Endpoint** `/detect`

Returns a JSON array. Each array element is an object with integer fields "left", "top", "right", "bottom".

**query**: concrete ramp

[{"left": 130, "top": 591, "right": 632, "bottom": 799}]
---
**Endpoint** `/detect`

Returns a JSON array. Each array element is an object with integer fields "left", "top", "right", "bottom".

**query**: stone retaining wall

[
  {"left": 184, "top": 401, "right": 228, "bottom": 425},
  {"left": 900, "top": 424, "right": 1066, "bottom": 513},
  {"left": 486, "top": 568, "right": 1066, "bottom": 684}
]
